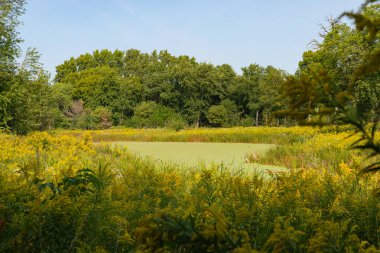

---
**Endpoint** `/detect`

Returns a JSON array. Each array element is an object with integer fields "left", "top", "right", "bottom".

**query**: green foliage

[
  {"left": 129, "top": 101, "right": 186, "bottom": 129},
  {"left": 206, "top": 100, "right": 240, "bottom": 127},
  {"left": 308, "top": 221, "right": 362, "bottom": 253},
  {"left": 4, "top": 49, "right": 56, "bottom": 134},
  {"left": 136, "top": 211, "right": 252, "bottom": 252},
  {"left": 221, "top": 99, "right": 241, "bottom": 126},
  {"left": 263, "top": 218, "right": 306, "bottom": 253},
  {"left": 78, "top": 109, "right": 99, "bottom": 130},
  {"left": 0, "top": 0, "right": 24, "bottom": 66},
  {"left": 0, "top": 1, "right": 56, "bottom": 134},
  {"left": 353, "top": 80, "right": 380, "bottom": 121},
  {"left": 280, "top": 1, "right": 380, "bottom": 173},
  {"left": 93, "top": 107, "right": 112, "bottom": 129},
  {"left": 1, "top": 130, "right": 380, "bottom": 251},
  {"left": 207, "top": 105, "right": 228, "bottom": 127},
  {"left": 53, "top": 49, "right": 289, "bottom": 129}
]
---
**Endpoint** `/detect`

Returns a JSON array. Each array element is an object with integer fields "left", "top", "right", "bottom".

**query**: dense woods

[
  {"left": 1, "top": 1, "right": 378, "bottom": 134},
  {"left": 53, "top": 51, "right": 288, "bottom": 129}
]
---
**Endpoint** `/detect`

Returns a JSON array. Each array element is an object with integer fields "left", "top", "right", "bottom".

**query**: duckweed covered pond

[{"left": 108, "top": 141, "right": 286, "bottom": 173}]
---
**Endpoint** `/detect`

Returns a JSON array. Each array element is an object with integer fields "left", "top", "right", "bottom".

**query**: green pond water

[{"left": 109, "top": 141, "right": 286, "bottom": 174}]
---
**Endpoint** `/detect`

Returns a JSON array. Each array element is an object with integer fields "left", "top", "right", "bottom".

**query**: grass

[
  {"left": 53, "top": 126, "right": 318, "bottom": 144},
  {"left": 106, "top": 141, "right": 286, "bottom": 174},
  {"left": 53, "top": 126, "right": 370, "bottom": 172},
  {"left": 1, "top": 129, "right": 380, "bottom": 251}
]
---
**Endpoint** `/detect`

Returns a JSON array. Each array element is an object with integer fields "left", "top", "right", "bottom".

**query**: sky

[{"left": 19, "top": 0, "right": 364, "bottom": 77}]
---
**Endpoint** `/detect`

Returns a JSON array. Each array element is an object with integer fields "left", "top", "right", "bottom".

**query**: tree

[
  {"left": 281, "top": 1, "right": 380, "bottom": 172},
  {"left": 220, "top": 99, "right": 240, "bottom": 127},
  {"left": 258, "top": 66, "right": 287, "bottom": 125},
  {"left": 0, "top": 0, "right": 24, "bottom": 68},
  {"left": 295, "top": 19, "right": 372, "bottom": 116},
  {"left": 65, "top": 99, "right": 84, "bottom": 129},
  {"left": 230, "top": 64, "right": 264, "bottom": 125},
  {"left": 93, "top": 107, "right": 112, "bottom": 129},
  {"left": 207, "top": 105, "right": 228, "bottom": 127},
  {"left": 5, "top": 48, "right": 55, "bottom": 134},
  {"left": 59, "top": 65, "right": 144, "bottom": 125},
  {"left": 0, "top": 1, "right": 58, "bottom": 134},
  {"left": 54, "top": 48, "right": 289, "bottom": 128},
  {"left": 131, "top": 101, "right": 185, "bottom": 128},
  {"left": 0, "top": 0, "right": 25, "bottom": 130}
]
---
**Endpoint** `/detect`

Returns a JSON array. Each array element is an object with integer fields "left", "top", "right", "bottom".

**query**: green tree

[
  {"left": 93, "top": 106, "right": 113, "bottom": 129},
  {"left": 6, "top": 48, "right": 55, "bottom": 133},
  {"left": 131, "top": 101, "right": 185, "bottom": 128},
  {"left": 282, "top": 1, "right": 380, "bottom": 172},
  {"left": 60, "top": 66, "right": 144, "bottom": 125},
  {"left": 220, "top": 99, "right": 240, "bottom": 127},
  {"left": 230, "top": 64, "right": 264, "bottom": 125},
  {"left": 207, "top": 105, "right": 228, "bottom": 127},
  {"left": 0, "top": 0, "right": 24, "bottom": 67},
  {"left": 0, "top": 0, "right": 25, "bottom": 130},
  {"left": 258, "top": 66, "right": 287, "bottom": 125},
  {"left": 55, "top": 49, "right": 288, "bottom": 128}
]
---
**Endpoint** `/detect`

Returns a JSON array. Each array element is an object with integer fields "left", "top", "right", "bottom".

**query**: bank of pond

[{"left": 0, "top": 127, "right": 379, "bottom": 252}]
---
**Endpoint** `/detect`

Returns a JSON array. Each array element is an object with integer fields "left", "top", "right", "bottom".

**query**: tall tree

[
  {"left": 7, "top": 48, "right": 55, "bottom": 134},
  {"left": 258, "top": 66, "right": 287, "bottom": 125},
  {"left": 0, "top": 0, "right": 25, "bottom": 130},
  {"left": 281, "top": 1, "right": 380, "bottom": 172}
]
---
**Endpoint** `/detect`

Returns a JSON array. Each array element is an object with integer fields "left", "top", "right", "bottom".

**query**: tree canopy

[
  {"left": 53, "top": 49, "right": 288, "bottom": 129},
  {"left": 281, "top": 1, "right": 380, "bottom": 172},
  {"left": 0, "top": 0, "right": 378, "bottom": 134}
]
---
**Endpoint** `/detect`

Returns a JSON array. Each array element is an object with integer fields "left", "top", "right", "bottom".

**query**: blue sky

[{"left": 19, "top": 0, "right": 363, "bottom": 76}]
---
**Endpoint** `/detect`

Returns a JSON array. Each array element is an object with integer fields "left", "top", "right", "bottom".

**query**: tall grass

[
  {"left": 0, "top": 131, "right": 379, "bottom": 251},
  {"left": 52, "top": 126, "right": 318, "bottom": 144},
  {"left": 256, "top": 132, "right": 365, "bottom": 170}
]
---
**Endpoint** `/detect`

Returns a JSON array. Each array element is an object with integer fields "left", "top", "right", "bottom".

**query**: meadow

[
  {"left": 54, "top": 126, "right": 318, "bottom": 144},
  {"left": 0, "top": 127, "right": 379, "bottom": 252}
]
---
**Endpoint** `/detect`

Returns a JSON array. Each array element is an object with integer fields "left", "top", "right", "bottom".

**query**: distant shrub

[
  {"left": 130, "top": 101, "right": 187, "bottom": 129},
  {"left": 78, "top": 109, "right": 98, "bottom": 130},
  {"left": 207, "top": 105, "right": 228, "bottom": 127},
  {"left": 239, "top": 117, "right": 255, "bottom": 127},
  {"left": 93, "top": 107, "right": 112, "bottom": 129},
  {"left": 166, "top": 117, "right": 186, "bottom": 131},
  {"left": 220, "top": 99, "right": 241, "bottom": 127}
]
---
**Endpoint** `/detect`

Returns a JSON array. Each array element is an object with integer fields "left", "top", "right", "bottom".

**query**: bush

[
  {"left": 93, "top": 107, "right": 112, "bottom": 129},
  {"left": 221, "top": 99, "right": 241, "bottom": 127},
  {"left": 207, "top": 105, "right": 228, "bottom": 127},
  {"left": 0, "top": 130, "right": 379, "bottom": 251},
  {"left": 166, "top": 117, "right": 187, "bottom": 131},
  {"left": 78, "top": 109, "right": 98, "bottom": 130},
  {"left": 130, "top": 101, "right": 187, "bottom": 128}
]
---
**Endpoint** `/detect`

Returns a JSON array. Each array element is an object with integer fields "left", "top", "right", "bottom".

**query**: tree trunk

[{"left": 255, "top": 111, "right": 259, "bottom": 126}]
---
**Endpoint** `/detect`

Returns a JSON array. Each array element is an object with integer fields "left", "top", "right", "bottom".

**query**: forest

[
  {"left": 0, "top": 0, "right": 380, "bottom": 252},
  {"left": 1, "top": 1, "right": 378, "bottom": 134}
]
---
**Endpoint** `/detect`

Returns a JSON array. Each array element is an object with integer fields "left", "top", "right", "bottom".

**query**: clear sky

[{"left": 19, "top": 0, "right": 363, "bottom": 76}]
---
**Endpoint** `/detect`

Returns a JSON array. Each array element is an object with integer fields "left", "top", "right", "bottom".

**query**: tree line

[
  {"left": 0, "top": 0, "right": 379, "bottom": 134},
  {"left": 53, "top": 50, "right": 287, "bottom": 130}
]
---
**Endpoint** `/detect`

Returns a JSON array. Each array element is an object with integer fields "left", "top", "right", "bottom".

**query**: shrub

[
  {"left": 78, "top": 109, "right": 98, "bottom": 130},
  {"left": 130, "top": 101, "right": 187, "bottom": 128},
  {"left": 0, "top": 130, "right": 379, "bottom": 251},
  {"left": 93, "top": 107, "right": 112, "bottom": 129},
  {"left": 207, "top": 105, "right": 228, "bottom": 127}
]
